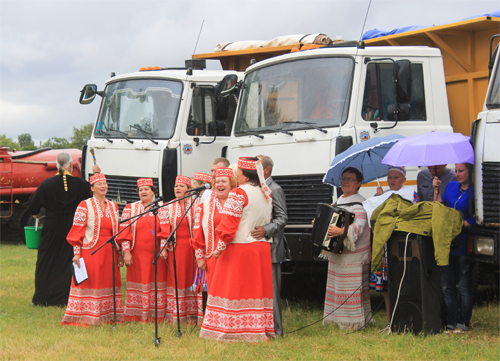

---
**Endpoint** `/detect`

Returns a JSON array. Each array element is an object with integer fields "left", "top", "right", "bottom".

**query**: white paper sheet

[{"left": 72, "top": 258, "right": 88, "bottom": 285}]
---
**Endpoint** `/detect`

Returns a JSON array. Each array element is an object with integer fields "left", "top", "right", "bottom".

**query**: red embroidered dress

[
  {"left": 160, "top": 200, "right": 198, "bottom": 323},
  {"left": 192, "top": 193, "right": 223, "bottom": 291},
  {"left": 61, "top": 198, "right": 124, "bottom": 326},
  {"left": 116, "top": 202, "right": 170, "bottom": 322},
  {"left": 200, "top": 185, "right": 275, "bottom": 342}
]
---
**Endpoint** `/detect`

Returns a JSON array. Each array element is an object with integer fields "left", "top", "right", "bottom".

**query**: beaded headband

[{"left": 388, "top": 165, "right": 406, "bottom": 177}]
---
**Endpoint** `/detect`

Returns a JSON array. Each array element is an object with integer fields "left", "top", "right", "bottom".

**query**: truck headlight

[{"left": 474, "top": 236, "right": 495, "bottom": 256}]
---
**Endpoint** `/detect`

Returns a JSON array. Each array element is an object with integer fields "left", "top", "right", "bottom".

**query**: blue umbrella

[{"left": 323, "top": 134, "right": 405, "bottom": 187}]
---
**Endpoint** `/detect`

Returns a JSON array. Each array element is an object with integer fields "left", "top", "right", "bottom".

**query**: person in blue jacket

[{"left": 433, "top": 163, "right": 476, "bottom": 333}]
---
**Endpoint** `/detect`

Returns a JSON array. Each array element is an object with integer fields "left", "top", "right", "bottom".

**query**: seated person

[{"left": 376, "top": 166, "right": 418, "bottom": 203}]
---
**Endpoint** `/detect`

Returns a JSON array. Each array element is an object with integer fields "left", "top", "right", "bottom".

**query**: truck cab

[
  {"left": 81, "top": 61, "right": 242, "bottom": 205},
  {"left": 225, "top": 43, "right": 453, "bottom": 268},
  {"left": 468, "top": 38, "right": 500, "bottom": 269}
]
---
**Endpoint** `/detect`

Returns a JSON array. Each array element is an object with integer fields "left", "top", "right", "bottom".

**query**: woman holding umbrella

[
  {"left": 322, "top": 167, "right": 372, "bottom": 330},
  {"left": 433, "top": 163, "right": 476, "bottom": 333}
]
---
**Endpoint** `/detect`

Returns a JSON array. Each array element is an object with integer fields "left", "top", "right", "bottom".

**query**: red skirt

[
  {"left": 61, "top": 236, "right": 124, "bottom": 326},
  {"left": 124, "top": 217, "right": 167, "bottom": 322},
  {"left": 200, "top": 242, "right": 274, "bottom": 342},
  {"left": 165, "top": 218, "right": 198, "bottom": 323}
]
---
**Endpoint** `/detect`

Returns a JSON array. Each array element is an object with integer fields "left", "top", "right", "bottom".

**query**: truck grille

[
  {"left": 92, "top": 175, "right": 159, "bottom": 212},
  {"left": 483, "top": 162, "right": 500, "bottom": 224},
  {"left": 272, "top": 174, "right": 333, "bottom": 225}
]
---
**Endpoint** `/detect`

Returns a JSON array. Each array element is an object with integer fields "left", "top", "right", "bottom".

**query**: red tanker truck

[{"left": 0, "top": 147, "right": 83, "bottom": 241}]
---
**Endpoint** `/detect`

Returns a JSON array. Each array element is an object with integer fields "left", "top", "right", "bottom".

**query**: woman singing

[
  {"left": 200, "top": 157, "right": 274, "bottom": 342},
  {"left": 192, "top": 168, "right": 237, "bottom": 290},
  {"left": 117, "top": 178, "right": 170, "bottom": 322},
  {"left": 61, "top": 173, "right": 124, "bottom": 326},
  {"left": 160, "top": 175, "right": 198, "bottom": 323}
]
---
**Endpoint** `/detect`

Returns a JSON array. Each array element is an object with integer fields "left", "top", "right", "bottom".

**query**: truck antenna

[
  {"left": 358, "top": 0, "right": 372, "bottom": 41},
  {"left": 192, "top": 20, "right": 205, "bottom": 55}
]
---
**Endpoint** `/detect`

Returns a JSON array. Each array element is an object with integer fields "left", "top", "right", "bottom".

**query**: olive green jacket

[{"left": 371, "top": 194, "right": 463, "bottom": 272}]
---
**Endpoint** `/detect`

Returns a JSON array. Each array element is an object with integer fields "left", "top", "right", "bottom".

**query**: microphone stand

[
  {"left": 153, "top": 190, "right": 201, "bottom": 341},
  {"left": 119, "top": 197, "right": 176, "bottom": 346},
  {"left": 91, "top": 219, "right": 138, "bottom": 329},
  {"left": 90, "top": 197, "right": 165, "bottom": 329}
]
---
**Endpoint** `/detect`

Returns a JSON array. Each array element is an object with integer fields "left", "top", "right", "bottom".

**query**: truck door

[
  {"left": 354, "top": 59, "right": 435, "bottom": 189},
  {"left": 179, "top": 85, "right": 237, "bottom": 176}
]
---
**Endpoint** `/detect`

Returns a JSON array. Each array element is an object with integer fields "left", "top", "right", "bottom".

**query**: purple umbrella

[{"left": 381, "top": 131, "right": 474, "bottom": 166}]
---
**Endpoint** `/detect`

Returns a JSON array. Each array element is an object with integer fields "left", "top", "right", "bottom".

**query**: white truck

[
  {"left": 222, "top": 43, "right": 452, "bottom": 271},
  {"left": 468, "top": 36, "right": 500, "bottom": 278},
  {"left": 79, "top": 60, "right": 242, "bottom": 204}
]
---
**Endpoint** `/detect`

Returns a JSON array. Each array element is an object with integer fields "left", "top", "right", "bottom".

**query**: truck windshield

[
  {"left": 487, "top": 55, "right": 500, "bottom": 109},
  {"left": 235, "top": 57, "right": 353, "bottom": 134},
  {"left": 95, "top": 79, "right": 182, "bottom": 139}
]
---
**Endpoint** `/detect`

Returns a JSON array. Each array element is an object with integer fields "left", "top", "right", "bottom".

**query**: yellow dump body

[
  {"left": 193, "top": 16, "right": 499, "bottom": 135},
  {"left": 193, "top": 44, "right": 300, "bottom": 72},
  {"left": 364, "top": 16, "right": 500, "bottom": 136}
]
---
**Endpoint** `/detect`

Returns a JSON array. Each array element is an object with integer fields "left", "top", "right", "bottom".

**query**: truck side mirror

[
  {"left": 387, "top": 103, "right": 412, "bottom": 121},
  {"left": 79, "top": 84, "right": 100, "bottom": 104},
  {"left": 215, "top": 74, "right": 239, "bottom": 98},
  {"left": 394, "top": 60, "right": 412, "bottom": 103}
]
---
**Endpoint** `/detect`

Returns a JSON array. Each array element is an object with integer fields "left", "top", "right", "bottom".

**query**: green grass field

[{"left": 1, "top": 243, "right": 498, "bottom": 360}]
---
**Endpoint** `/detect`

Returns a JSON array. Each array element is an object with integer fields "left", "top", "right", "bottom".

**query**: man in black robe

[{"left": 29, "top": 153, "right": 96, "bottom": 306}]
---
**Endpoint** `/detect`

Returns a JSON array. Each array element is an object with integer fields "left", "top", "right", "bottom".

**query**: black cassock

[{"left": 29, "top": 174, "right": 91, "bottom": 306}]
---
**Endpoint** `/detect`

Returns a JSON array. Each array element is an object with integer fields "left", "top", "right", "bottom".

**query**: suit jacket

[{"left": 263, "top": 177, "right": 288, "bottom": 263}]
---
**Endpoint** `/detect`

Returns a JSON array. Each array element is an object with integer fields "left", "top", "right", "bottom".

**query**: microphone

[
  {"left": 185, "top": 183, "right": 211, "bottom": 193},
  {"left": 119, "top": 196, "right": 164, "bottom": 223},
  {"left": 145, "top": 196, "right": 164, "bottom": 207}
]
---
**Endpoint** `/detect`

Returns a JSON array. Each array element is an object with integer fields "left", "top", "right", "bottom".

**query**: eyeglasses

[{"left": 341, "top": 177, "right": 358, "bottom": 183}]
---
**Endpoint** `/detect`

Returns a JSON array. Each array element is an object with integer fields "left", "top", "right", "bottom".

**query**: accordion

[{"left": 311, "top": 203, "right": 355, "bottom": 255}]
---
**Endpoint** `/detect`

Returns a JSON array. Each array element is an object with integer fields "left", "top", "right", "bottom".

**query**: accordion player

[{"left": 311, "top": 203, "right": 356, "bottom": 255}]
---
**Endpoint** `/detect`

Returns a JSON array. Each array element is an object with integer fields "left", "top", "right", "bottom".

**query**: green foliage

[
  {"left": 0, "top": 243, "right": 499, "bottom": 361},
  {"left": 17, "top": 133, "right": 36, "bottom": 150},
  {"left": 42, "top": 137, "right": 70, "bottom": 149},
  {"left": 70, "top": 123, "right": 93, "bottom": 150},
  {"left": 0, "top": 134, "right": 20, "bottom": 150}
]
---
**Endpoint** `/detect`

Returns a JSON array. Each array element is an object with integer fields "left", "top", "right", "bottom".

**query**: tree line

[{"left": 0, "top": 123, "right": 93, "bottom": 151}]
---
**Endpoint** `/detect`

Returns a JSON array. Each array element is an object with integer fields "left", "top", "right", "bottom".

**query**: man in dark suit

[{"left": 251, "top": 155, "right": 288, "bottom": 336}]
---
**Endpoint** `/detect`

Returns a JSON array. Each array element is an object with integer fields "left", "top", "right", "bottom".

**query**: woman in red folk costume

[
  {"left": 191, "top": 168, "right": 238, "bottom": 320},
  {"left": 193, "top": 172, "right": 211, "bottom": 208},
  {"left": 160, "top": 175, "right": 198, "bottom": 323},
  {"left": 116, "top": 178, "right": 170, "bottom": 322},
  {"left": 200, "top": 157, "right": 274, "bottom": 342},
  {"left": 61, "top": 173, "right": 124, "bottom": 326}
]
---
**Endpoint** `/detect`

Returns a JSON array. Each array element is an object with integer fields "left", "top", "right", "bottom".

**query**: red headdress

[
  {"left": 194, "top": 172, "right": 211, "bottom": 183},
  {"left": 215, "top": 167, "right": 235, "bottom": 178},
  {"left": 90, "top": 173, "right": 106, "bottom": 185},
  {"left": 137, "top": 178, "right": 154, "bottom": 188},
  {"left": 175, "top": 175, "right": 192, "bottom": 187}
]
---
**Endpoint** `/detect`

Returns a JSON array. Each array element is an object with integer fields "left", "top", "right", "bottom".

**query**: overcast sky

[{"left": 0, "top": 0, "right": 498, "bottom": 146}]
